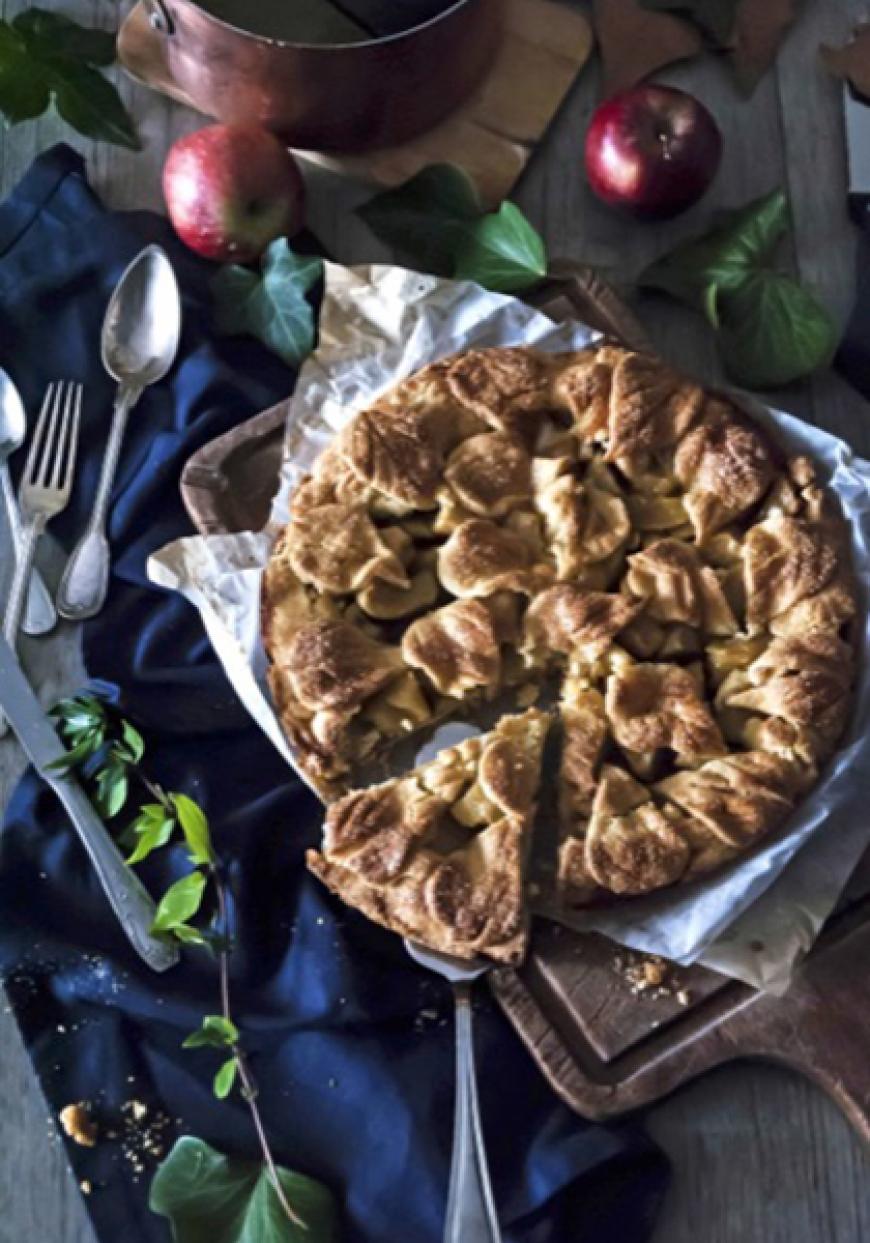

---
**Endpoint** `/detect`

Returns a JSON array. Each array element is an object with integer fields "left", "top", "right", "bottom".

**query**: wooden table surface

[{"left": 2, "top": 1, "right": 870, "bottom": 1240}]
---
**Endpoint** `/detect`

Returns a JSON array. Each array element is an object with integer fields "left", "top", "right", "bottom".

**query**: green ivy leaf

[
  {"left": 639, "top": 187, "right": 837, "bottom": 389},
  {"left": 52, "top": 62, "right": 140, "bottom": 151},
  {"left": 0, "top": 25, "right": 48, "bottom": 122},
  {"left": 637, "top": 0, "right": 739, "bottom": 45},
  {"left": 151, "top": 871, "right": 207, "bottom": 935},
  {"left": 13, "top": 10, "right": 116, "bottom": 65},
  {"left": 183, "top": 1016, "right": 240, "bottom": 1050},
  {"left": 356, "top": 163, "right": 482, "bottom": 274},
  {"left": 150, "top": 1137, "right": 339, "bottom": 1243},
  {"left": 356, "top": 164, "right": 548, "bottom": 294},
  {"left": 716, "top": 271, "right": 839, "bottom": 389},
  {"left": 171, "top": 794, "right": 215, "bottom": 866},
  {"left": 213, "top": 1057, "right": 239, "bottom": 1100},
  {"left": 453, "top": 202, "right": 548, "bottom": 294},
  {"left": 640, "top": 188, "right": 788, "bottom": 320},
  {"left": 213, "top": 240, "right": 321, "bottom": 368},
  {"left": 0, "top": 8, "right": 140, "bottom": 148}
]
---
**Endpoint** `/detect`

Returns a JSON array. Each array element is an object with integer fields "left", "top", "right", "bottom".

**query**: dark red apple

[
  {"left": 585, "top": 86, "right": 722, "bottom": 219},
  {"left": 162, "top": 124, "right": 306, "bottom": 263}
]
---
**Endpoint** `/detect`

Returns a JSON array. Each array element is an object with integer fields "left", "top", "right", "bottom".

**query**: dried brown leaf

[
  {"left": 592, "top": 0, "right": 703, "bottom": 98},
  {"left": 820, "top": 23, "right": 870, "bottom": 101}
]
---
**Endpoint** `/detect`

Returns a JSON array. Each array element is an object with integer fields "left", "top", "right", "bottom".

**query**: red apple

[
  {"left": 585, "top": 86, "right": 722, "bottom": 219},
  {"left": 162, "top": 124, "right": 306, "bottom": 263}
]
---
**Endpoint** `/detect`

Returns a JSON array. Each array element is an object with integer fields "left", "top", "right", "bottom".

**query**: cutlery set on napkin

[
  {"left": 1, "top": 244, "right": 181, "bottom": 652},
  {"left": 0, "top": 242, "right": 181, "bottom": 973}
]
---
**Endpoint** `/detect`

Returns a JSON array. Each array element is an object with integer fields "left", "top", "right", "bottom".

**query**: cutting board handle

[{"left": 738, "top": 920, "right": 870, "bottom": 1142}]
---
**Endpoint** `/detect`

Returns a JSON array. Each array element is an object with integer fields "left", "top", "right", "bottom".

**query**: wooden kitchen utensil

[
  {"left": 118, "top": 0, "right": 594, "bottom": 207},
  {"left": 177, "top": 266, "right": 870, "bottom": 1144}
]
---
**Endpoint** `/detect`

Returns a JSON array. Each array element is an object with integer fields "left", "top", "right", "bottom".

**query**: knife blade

[
  {"left": 0, "top": 633, "right": 178, "bottom": 972},
  {"left": 844, "top": 82, "right": 870, "bottom": 225}
]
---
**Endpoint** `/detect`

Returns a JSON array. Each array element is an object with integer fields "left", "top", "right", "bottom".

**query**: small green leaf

[
  {"left": 121, "top": 720, "right": 145, "bottom": 764},
  {"left": 47, "top": 737, "right": 99, "bottom": 774},
  {"left": 172, "top": 925, "right": 209, "bottom": 947},
  {"left": 638, "top": 0, "right": 739, "bottom": 45},
  {"left": 183, "top": 1016, "right": 239, "bottom": 1050},
  {"left": 151, "top": 871, "right": 207, "bottom": 934},
  {"left": 126, "top": 814, "right": 174, "bottom": 865},
  {"left": 150, "top": 1136, "right": 339, "bottom": 1243},
  {"left": 453, "top": 202, "right": 548, "bottom": 294},
  {"left": 96, "top": 764, "right": 129, "bottom": 819},
  {"left": 640, "top": 188, "right": 788, "bottom": 318},
  {"left": 357, "top": 163, "right": 482, "bottom": 274},
  {"left": 213, "top": 1057, "right": 239, "bottom": 1100},
  {"left": 171, "top": 794, "right": 215, "bottom": 866},
  {"left": 717, "top": 270, "right": 839, "bottom": 389},
  {"left": 213, "top": 240, "right": 321, "bottom": 368}
]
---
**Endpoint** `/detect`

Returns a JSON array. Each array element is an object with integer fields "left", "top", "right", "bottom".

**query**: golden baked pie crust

[{"left": 263, "top": 345, "right": 857, "bottom": 918}]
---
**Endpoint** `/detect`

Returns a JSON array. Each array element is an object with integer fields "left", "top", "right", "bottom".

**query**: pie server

[
  {"left": 0, "top": 633, "right": 178, "bottom": 973},
  {"left": 835, "top": 82, "right": 870, "bottom": 397},
  {"left": 404, "top": 939, "right": 501, "bottom": 1243}
]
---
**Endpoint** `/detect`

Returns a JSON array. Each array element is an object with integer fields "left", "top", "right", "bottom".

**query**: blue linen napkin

[{"left": 0, "top": 145, "right": 668, "bottom": 1243}]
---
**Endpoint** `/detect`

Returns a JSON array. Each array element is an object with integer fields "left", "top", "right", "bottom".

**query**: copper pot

[{"left": 143, "top": 0, "right": 502, "bottom": 153}]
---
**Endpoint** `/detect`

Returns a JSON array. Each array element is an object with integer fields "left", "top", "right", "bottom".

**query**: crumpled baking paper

[{"left": 149, "top": 261, "right": 870, "bottom": 992}]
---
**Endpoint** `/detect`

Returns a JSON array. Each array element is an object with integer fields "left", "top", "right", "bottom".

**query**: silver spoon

[
  {"left": 405, "top": 939, "right": 501, "bottom": 1243},
  {"left": 56, "top": 246, "right": 182, "bottom": 620},
  {"left": 0, "top": 368, "right": 57, "bottom": 636}
]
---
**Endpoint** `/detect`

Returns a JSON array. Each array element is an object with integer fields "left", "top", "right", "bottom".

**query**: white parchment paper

[{"left": 149, "top": 261, "right": 870, "bottom": 992}]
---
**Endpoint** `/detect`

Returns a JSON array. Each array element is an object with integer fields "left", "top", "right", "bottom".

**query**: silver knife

[
  {"left": 0, "top": 633, "right": 178, "bottom": 973},
  {"left": 844, "top": 81, "right": 870, "bottom": 226}
]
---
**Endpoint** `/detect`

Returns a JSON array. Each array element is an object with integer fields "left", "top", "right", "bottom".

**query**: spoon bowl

[
  {"left": 0, "top": 368, "right": 26, "bottom": 458},
  {"left": 101, "top": 245, "right": 182, "bottom": 389}
]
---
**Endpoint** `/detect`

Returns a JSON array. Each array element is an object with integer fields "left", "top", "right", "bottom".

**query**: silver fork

[{"left": 0, "top": 381, "right": 82, "bottom": 734}]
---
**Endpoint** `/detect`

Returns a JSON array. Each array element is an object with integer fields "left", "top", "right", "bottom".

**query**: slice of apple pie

[{"left": 306, "top": 709, "right": 549, "bottom": 963}]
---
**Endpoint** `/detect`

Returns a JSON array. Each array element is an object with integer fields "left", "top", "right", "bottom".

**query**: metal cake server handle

[{"left": 405, "top": 941, "right": 501, "bottom": 1243}]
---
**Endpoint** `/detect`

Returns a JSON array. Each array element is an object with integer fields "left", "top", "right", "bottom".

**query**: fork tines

[{"left": 23, "top": 380, "right": 82, "bottom": 506}]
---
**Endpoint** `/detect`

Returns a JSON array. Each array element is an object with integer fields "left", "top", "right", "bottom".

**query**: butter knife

[{"left": 0, "top": 633, "right": 178, "bottom": 973}]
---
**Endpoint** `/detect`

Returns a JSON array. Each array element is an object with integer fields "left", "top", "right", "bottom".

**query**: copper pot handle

[{"left": 143, "top": 0, "right": 175, "bottom": 35}]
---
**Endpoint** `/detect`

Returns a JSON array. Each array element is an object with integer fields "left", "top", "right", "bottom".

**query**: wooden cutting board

[
  {"left": 118, "top": 0, "right": 594, "bottom": 208},
  {"left": 177, "top": 267, "right": 870, "bottom": 1143}
]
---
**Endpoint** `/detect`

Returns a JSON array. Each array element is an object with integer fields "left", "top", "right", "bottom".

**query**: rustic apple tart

[{"left": 263, "top": 344, "right": 857, "bottom": 920}]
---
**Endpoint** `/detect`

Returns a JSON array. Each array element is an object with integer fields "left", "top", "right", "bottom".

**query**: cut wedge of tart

[{"left": 306, "top": 709, "right": 549, "bottom": 963}]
